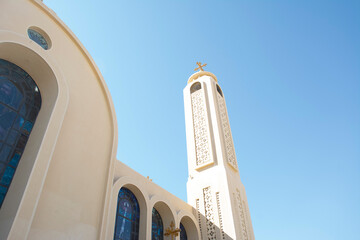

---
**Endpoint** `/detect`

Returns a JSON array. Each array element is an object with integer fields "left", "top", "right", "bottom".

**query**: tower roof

[{"left": 188, "top": 71, "right": 218, "bottom": 84}]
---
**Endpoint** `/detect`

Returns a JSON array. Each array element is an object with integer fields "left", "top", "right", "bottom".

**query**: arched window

[
  {"left": 0, "top": 59, "right": 41, "bottom": 208},
  {"left": 180, "top": 223, "right": 188, "bottom": 240},
  {"left": 152, "top": 208, "right": 163, "bottom": 240},
  {"left": 216, "top": 84, "right": 223, "bottom": 97},
  {"left": 28, "top": 28, "right": 50, "bottom": 50},
  {"left": 114, "top": 187, "right": 140, "bottom": 240},
  {"left": 190, "top": 82, "right": 201, "bottom": 93}
]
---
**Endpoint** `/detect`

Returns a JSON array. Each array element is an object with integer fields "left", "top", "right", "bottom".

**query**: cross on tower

[{"left": 194, "top": 62, "right": 207, "bottom": 72}]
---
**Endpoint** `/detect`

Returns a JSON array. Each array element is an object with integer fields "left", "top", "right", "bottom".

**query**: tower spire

[{"left": 183, "top": 66, "right": 255, "bottom": 240}]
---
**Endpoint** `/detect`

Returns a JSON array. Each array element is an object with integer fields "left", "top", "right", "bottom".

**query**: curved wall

[{"left": 0, "top": 0, "right": 118, "bottom": 239}]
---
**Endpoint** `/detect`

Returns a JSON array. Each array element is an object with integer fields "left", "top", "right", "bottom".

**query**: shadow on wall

[{"left": 192, "top": 211, "right": 235, "bottom": 240}]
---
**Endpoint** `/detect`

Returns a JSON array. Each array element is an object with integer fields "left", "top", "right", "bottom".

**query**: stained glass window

[
  {"left": 0, "top": 59, "right": 41, "bottom": 208},
  {"left": 27, "top": 29, "right": 49, "bottom": 50},
  {"left": 114, "top": 187, "right": 140, "bottom": 240},
  {"left": 152, "top": 208, "right": 163, "bottom": 240},
  {"left": 180, "top": 223, "right": 187, "bottom": 240}
]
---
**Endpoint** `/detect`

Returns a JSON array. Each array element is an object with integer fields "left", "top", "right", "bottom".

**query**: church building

[{"left": 0, "top": 0, "right": 255, "bottom": 239}]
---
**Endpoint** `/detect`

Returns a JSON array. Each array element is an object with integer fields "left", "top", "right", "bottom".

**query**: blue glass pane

[
  {"left": 114, "top": 217, "right": 132, "bottom": 240},
  {"left": 0, "top": 166, "right": 15, "bottom": 186},
  {"left": 0, "top": 145, "right": 12, "bottom": 163},
  {"left": 22, "top": 121, "right": 33, "bottom": 135},
  {"left": 27, "top": 29, "right": 49, "bottom": 50},
  {"left": 114, "top": 187, "right": 140, "bottom": 240},
  {"left": 0, "top": 66, "right": 9, "bottom": 75},
  {"left": 0, "top": 185, "right": 6, "bottom": 203},
  {"left": 0, "top": 80, "right": 23, "bottom": 109},
  {"left": 19, "top": 104, "right": 27, "bottom": 116},
  {"left": 152, "top": 208, "right": 163, "bottom": 240},
  {"left": 0, "top": 163, "right": 4, "bottom": 173},
  {"left": 15, "top": 134, "right": 27, "bottom": 151},
  {"left": 7, "top": 130, "right": 19, "bottom": 145},
  {"left": 180, "top": 223, "right": 187, "bottom": 240},
  {"left": 9, "top": 152, "right": 21, "bottom": 167},
  {"left": 0, "top": 185, "right": 6, "bottom": 194},
  {"left": 13, "top": 116, "right": 24, "bottom": 130},
  {"left": 118, "top": 198, "right": 133, "bottom": 219},
  {"left": 0, "top": 105, "right": 17, "bottom": 141},
  {"left": 0, "top": 59, "right": 41, "bottom": 208},
  {"left": 28, "top": 107, "right": 40, "bottom": 123}
]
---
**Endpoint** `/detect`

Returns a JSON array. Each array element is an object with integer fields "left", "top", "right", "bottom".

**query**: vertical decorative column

[
  {"left": 190, "top": 82, "right": 212, "bottom": 167},
  {"left": 184, "top": 64, "right": 255, "bottom": 240},
  {"left": 203, "top": 186, "right": 216, "bottom": 239}
]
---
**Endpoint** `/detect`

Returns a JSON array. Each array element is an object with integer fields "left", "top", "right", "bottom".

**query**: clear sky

[{"left": 44, "top": 1, "right": 359, "bottom": 239}]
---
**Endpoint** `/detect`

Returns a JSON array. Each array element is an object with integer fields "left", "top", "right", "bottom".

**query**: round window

[{"left": 27, "top": 27, "right": 51, "bottom": 50}]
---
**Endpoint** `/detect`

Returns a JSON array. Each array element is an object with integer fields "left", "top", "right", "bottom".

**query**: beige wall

[{"left": 0, "top": 0, "right": 117, "bottom": 239}]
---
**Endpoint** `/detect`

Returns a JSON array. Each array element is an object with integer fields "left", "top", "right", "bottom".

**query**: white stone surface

[{"left": 184, "top": 73, "right": 255, "bottom": 240}]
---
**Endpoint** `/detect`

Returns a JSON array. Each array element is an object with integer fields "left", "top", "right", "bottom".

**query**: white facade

[{"left": 184, "top": 72, "right": 255, "bottom": 240}]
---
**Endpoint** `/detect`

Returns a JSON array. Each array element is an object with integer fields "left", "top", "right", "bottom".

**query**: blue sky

[{"left": 44, "top": 1, "right": 359, "bottom": 239}]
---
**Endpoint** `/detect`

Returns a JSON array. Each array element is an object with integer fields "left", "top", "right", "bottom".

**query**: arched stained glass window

[
  {"left": 152, "top": 208, "right": 163, "bottom": 240},
  {"left": 114, "top": 187, "right": 140, "bottom": 240},
  {"left": 180, "top": 223, "right": 187, "bottom": 240},
  {"left": 0, "top": 59, "right": 41, "bottom": 208}
]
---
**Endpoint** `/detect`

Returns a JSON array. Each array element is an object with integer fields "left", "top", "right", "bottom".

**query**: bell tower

[{"left": 183, "top": 63, "right": 255, "bottom": 240}]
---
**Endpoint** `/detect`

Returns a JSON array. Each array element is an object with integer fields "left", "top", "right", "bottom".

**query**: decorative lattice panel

[
  {"left": 203, "top": 187, "right": 217, "bottom": 240},
  {"left": 216, "top": 192, "right": 225, "bottom": 239},
  {"left": 217, "top": 92, "right": 238, "bottom": 170},
  {"left": 196, "top": 199, "right": 204, "bottom": 240},
  {"left": 236, "top": 189, "right": 248, "bottom": 240},
  {"left": 191, "top": 89, "right": 211, "bottom": 166}
]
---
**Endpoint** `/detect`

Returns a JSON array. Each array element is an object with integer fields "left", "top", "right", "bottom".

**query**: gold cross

[
  {"left": 164, "top": 221, "right": 181, "bottom": 240},
  {"left": 194, "top": 62, "right": 207, "bottom": 72}
]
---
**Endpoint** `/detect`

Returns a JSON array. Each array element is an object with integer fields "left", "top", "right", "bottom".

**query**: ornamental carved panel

[
  {"left": 236, "top": 189, "right": 248, "bottom": 240},
  {"left": 191, "top": 88, "right": 211, "bottom": 166},
  {"left": 203, "top": 187, "right": 217, "bottom": 240},
  {"left": 216, "top": 192, "right": 225, "bottom": 239},
  {"left": 217, "top": 91, "right": 238, "bottom": 170},
  {"left": 196, "top": 199, "right": 204, "bottom": 240}
]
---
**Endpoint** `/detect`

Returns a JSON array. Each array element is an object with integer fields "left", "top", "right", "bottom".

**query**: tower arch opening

[
  {"left": 216, "top": 84, "right": 223, "bottom": 97},
  {"left": 190, "top": 82, "right": 201, "bottom": 93}
]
